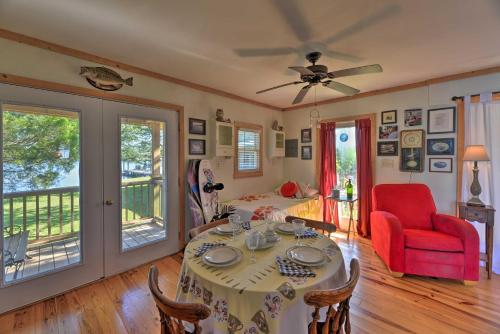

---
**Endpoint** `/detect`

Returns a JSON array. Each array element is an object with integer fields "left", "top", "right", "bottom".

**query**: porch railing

[{"left": 3, "top": 178, "right": 163, "bottom": 244}]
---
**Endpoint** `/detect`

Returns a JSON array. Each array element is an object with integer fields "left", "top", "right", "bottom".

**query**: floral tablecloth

[{"left": 176, "top": 221, "right": 347, "bottom": 334}]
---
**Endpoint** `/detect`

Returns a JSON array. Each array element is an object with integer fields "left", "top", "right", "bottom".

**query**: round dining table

[{"left": 176, "top": 220, "right": 347, "bottom": 334}]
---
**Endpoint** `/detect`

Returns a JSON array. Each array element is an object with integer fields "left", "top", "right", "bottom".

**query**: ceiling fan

[{"left": 256, "top": 51, "right": 382, "bottom": 104}]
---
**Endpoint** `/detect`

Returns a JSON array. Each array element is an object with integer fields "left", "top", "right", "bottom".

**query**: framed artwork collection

[
  {"left": 377, "top": 141, "right": 398, "bottom": 156},
  {"left": 301, "top": 146, "right": 312, "bottom": 160},
  {"left": 400, "top": 129, "right": 425, "bottom": 148},
  {"left": 285, "top": 139, "right": 298, "bottom": 158},
  {"left": 427, "top": 138, "right": 454, "bottom": 155},
  {"left": 189, "top": 139, "right": 206, "bottom": 155},
  {"left": 188, "top": 118, "right": 206, "bottom": 135},
  {"left": 379, "top": 125, "right": 398, "bottom": 140},
  {"left": 404, "top": 109, "right": 423, "bottom": 127},
  {"left": 400, "top": 148, "right": 424, "bottom": 172},
  {"left": 427, "top": 107, "right": 456, "bottom": 134},
  {"left": 381, "top": 110, "right": 397, "bottom": 124},
  {"left": 301, "top": 128, "right": 312, "bottom": 143},
  {"left": 429, "top": 158, "right": 453, "bottom": 173}
]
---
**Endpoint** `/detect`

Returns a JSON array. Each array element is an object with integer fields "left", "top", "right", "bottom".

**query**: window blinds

[{"left": 237, "top": 128, "right": 260, "bottom": 171}]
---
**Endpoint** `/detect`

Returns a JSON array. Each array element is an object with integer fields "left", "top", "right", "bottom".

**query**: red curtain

[
  {"left": 355, "top": 118, "right": 373, "bottom": 237},
  {"left": 320, "top": 122, "right": 338, "bottom": 226}
]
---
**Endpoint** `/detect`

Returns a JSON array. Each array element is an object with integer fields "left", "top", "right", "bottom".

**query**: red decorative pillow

[{"left": 280, "top": 181, "right": 298, "bottom": 198}]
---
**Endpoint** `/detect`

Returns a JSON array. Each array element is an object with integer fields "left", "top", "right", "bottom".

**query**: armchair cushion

[{"left": 404, "top": 229, "right": 464, "bottom": 252}]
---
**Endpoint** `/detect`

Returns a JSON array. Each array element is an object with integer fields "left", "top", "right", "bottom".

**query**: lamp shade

[{"left": 463, "top": 145, "right": 490, "bottom": 161}]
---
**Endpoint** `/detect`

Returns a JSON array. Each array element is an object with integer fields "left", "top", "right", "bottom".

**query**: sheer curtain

[{"left": 462, "top": 93, "right": 500, "bottom": 273}]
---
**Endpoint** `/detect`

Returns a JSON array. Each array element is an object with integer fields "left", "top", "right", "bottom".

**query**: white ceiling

[{"left": 1, "top": 0, "right": 500, "bottom": 108}]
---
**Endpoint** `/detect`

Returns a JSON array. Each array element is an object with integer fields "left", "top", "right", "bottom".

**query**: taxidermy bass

[{"left": 80, "top": 66, "right": 133, "bottom": 90}]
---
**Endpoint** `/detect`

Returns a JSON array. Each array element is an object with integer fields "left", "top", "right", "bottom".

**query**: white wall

[
  {"left": 0, "top": 38, "right": 284, "bottom": 229},
  {"left": 283, "top": 74, "right": 500, "bottom": 214}
]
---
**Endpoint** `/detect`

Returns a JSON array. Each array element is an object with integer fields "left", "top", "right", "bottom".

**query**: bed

[{"left": 223, "top": 192, "right": 323, "bottom": 222}]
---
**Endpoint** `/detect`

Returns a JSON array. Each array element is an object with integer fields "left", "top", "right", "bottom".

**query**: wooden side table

[
  {"left": 325, "top": 195, "right": 358, "bottom": 240},
  {"left": 458, "top": 202, "right": 495, "bottom": 279}
]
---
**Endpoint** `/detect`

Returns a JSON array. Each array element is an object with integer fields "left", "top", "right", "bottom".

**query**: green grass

[{"left": 3, "top": 178, "right": 161, "bottom": 241}]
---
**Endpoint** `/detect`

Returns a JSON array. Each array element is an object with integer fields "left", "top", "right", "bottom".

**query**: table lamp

[{"left": 463, "top": 145, "right": 490, "bottom": 206}]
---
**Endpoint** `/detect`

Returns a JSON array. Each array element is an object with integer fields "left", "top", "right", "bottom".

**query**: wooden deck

[
  {"left": 1, "top": 234, "right": 499, "bottom": 333},
  {"left": 4, "top": 222, "right": 165, "bottom": 283}
]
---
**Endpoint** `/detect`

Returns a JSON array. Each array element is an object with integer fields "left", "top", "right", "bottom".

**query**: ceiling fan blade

[
  {"left": 256, "top": 81, "right": 302, "bottom": 94},
  {"left": 323, "top": 4, "right": 400, "bottom": 45},
  {"left": 323, "top": 81, "right": 360, "bottom": 96},
  {"left": 289, "top": 66, "right": 315, "bottom": 76},
  {"left": 322, "top": 48, "right": 363, "bottom": 63},
  {"left": 328, "top": 64, "right": 383, "bottom": 78},
  {"left": 272, "top": 0, "right": 312, "bottom": 42},
  {"left": 293, "top": 84, "right": 312, "bottom": 104},
  {"left": 234, "top": 47, "right": 296, "bottom": 57}
]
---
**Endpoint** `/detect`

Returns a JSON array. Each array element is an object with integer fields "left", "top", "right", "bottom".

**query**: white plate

[
  {"left": 204, "top": 246, "right": 239, "bottom": 264},
  {"left": 275, "top": 223, "right": 295, "bottom": 235},
  {"left": 287, "top": 246, "right": 325, "bottom": 264},
  {"left": 203, "top": 246, "right": 242, "bottom": 265},
  {"left": 216, "top": 224, "right": 236, "bottom": 234}
]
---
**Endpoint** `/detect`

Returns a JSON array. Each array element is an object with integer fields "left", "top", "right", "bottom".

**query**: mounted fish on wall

[{"left": 80, "top": 66, "right": 133, "bottom": 91}]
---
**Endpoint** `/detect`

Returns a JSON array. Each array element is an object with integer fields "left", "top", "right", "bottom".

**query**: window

[
  {"left": 234, "top": 122, "right": 263, "bottom": 178},
  {"left": 335, "top": 124, "right": 358, "bottom": 220}
]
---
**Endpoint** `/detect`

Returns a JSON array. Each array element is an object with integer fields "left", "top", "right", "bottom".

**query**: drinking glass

[
  {"left": 293, "top": 219, "right": 306, "bottom": 245},
  {"left": 229, "top": 214, "right": 241, "bottom": 241},
  {"left": 246, "top": 231, "right": 260, "bottom": 263}
]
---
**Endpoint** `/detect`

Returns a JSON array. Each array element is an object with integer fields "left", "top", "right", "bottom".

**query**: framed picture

[
  {"left": 404, "top": 109, "right": 423, "bottom": 127},
  {"left": 428, "top": 107, "right": 456, "bottom": 134},
  {"left": 400, "top": 129, "right": 424, "bottom": 148},
  {"left": 189, "top": 139, "right": 205, "bottom": 155},
  {"left": 285, "top": 139, "right": 298, "bottom": 158},
  {"left": 301, "top": 128, "right": 312, "bottom": 143},
  {"left": 188, "top": 118, "right": 206, "bottom": 135},
  {"left": 301, "top": 146, "right": 312, "bottom": 160},
  {"left": 379, "top": 125, "right": 398, "bottom": 140},
  {"left": 427, "top": 138, "right": 455, "bottom": 155},
  {"left": 429, "top": 158, "right": 453, "bottom": 173},
  {"left": 381, "top": 110, "right": 397, "bottom": 124},
  {"left": 377, "top": 141, "right": 398, "bottom": 156},
  {"left": 400, "top": 148, "right": 424, "bottom": 172}
]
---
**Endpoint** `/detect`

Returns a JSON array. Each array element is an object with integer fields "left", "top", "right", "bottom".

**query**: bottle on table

[{"left": 345, "top": 178, "right": 353, "bottom": 199}]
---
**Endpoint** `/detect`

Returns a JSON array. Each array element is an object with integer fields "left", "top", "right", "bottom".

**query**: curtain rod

[{"left": 452, "top": 91, "right": 500, "bottom": 101}]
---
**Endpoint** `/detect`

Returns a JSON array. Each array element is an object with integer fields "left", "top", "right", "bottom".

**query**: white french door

[
  {"left": 0, "top": 83, "right": 104, "bottom": 313},
  {"left": 0, "top": 84, "right": 180, "bottom": 313},
  {"left": 102, "top": 100, "right": 179, "bottom": 276}
]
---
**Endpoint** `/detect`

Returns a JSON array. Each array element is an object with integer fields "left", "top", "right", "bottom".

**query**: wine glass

[
  {"left": 293, "top": 219, "right": 306, "bottom": 245},
  {"left": 229, "top": 214, "right": 241, "bottom": 241},
  {"left": 246, "top": 231, "right": 260, "bottom": 264}
]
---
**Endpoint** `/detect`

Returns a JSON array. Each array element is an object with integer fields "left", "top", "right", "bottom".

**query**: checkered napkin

[
  {"left": 194, "top": 243, "right": 226, "bottom": 257},
  {"left": 275, "top": 256, "right": 316, "bottom": 277},
  {"left": 241, "top": 221, "right": 251, "bottom": 230},
  {"left": 295, "top": 229, "right": 318, "bottom": 239}
]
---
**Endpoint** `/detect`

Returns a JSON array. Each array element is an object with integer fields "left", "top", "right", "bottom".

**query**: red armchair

[{"left": 371, "top": 184, "right": 479, "bottom": 284}]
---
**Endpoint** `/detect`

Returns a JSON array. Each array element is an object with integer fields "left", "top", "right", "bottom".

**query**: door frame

[{"left": 0, "top": 73, "right": 186, "bottom": 247}]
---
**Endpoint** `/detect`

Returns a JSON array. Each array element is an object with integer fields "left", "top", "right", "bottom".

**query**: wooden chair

[
  {"left": 188, "top": 218, "right": 229, "bottom": 239},
  {"left": 304, "top": 258, "right": 360, "bottom": 334},
  {"left": 285, "top": 216, "right": 336, "bottom": 237},
  {"left": 148, "top": 265, "right": 210, "bottom": 334}
]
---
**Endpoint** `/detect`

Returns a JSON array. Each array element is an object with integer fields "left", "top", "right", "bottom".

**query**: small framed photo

[
  {"left": 301, "top": 146, "right": 312, "bottom": 160},
  {"left": 381, "top": 110, "right": 397, "bottom": 124},
  {"left": 400, "top": 148, "right": 424, "bottom": 172},
  {"left": 301, "top": 128, "right": 312, "bottom": 143},
  {"left": 427, "top": 138, "right": 455, "bottom": 155},
  {"left": 404, "top": 109, "right": 423, "bottom": 127},
  {"left": 189, "top": 139, "right": 205, "bottom": 155},
  {"left": 429, "top": 158, "right": 453, "bottom": 173},
  {"left": 188, "top": 118, "right": 206, "bottom": 135},
  {"left": 285, "top": 139, "right": 298, "bottom": 158},
  {"left": 379, "top": 125, "right": 398, "bottom": 140},
  {"left": 400, "top": 129, "right": 425, "bottom": 148},
  {"left": 428, "top": 107, "right": 456, "bottom": 134},
  {"left": 377, "top": 141, "right": 398, "bottom": 156}
]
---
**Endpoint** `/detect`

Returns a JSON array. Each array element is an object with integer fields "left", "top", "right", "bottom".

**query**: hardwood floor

[{"left": 0, "top": 233, "right": 499, "bottom": 333}]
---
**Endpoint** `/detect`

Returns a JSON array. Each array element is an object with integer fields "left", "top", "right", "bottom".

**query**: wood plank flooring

[{"left": 0, "top": 233, "right": 499, "bottom": 333}]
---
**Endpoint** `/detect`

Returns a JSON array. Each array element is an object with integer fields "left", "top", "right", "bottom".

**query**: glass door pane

[
  {"left": 120, "top": 117, "right": 167, "bottom": 251},
  {"left": 335, "top": 126, "right": 358, "bottom": 220},
  {"left": 2, "top": 104, "right": 81, "bottom": 284}
]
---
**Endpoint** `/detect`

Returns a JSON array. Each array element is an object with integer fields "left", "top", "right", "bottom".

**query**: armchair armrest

[
  {"left": 432, "top": 213, "right": 479, "bottom": 281},
  {"left": 370, "top": 211, "right": 405, "bottom": 273}
]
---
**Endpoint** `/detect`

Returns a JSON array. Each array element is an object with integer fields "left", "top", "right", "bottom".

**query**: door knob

[{"left": 105, "top": 199, "right": 114, "bottom": 206}]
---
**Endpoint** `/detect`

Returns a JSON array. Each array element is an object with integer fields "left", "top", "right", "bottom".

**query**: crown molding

[{"left": 0, "top": 28, "right": 282, "bottom": 112}]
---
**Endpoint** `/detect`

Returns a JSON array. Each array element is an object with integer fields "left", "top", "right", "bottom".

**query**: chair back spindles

[
  {"left": 304, "top": 259, "right": 360, "bottom": 334},
  {"left": 148, "top": 266, "right": 210, "bottom": 333},
  {"left": 284, "top": 216, "right": 336, "bottom": 237}
]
